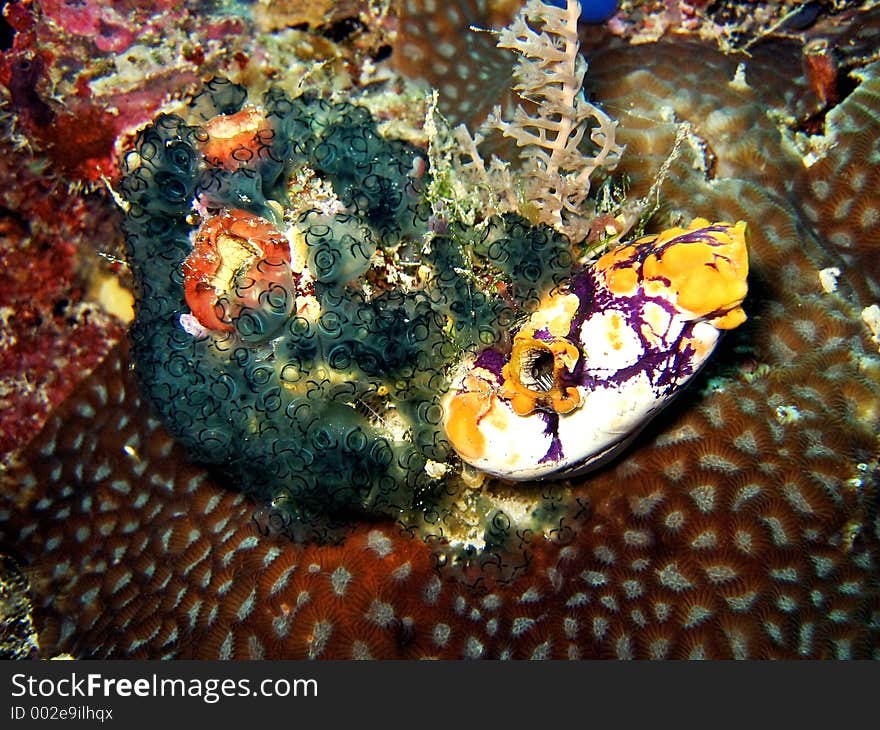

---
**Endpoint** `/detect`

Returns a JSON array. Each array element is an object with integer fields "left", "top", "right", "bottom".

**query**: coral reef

[
  {"left": 796, "top": 61, "right": 880, "bottom": 302},
  {"left": 0, "top": 104, "right": 125, "bottom": 458},
  {"left": 0, "top": 0, "right": 390, "bottom": 183},
  {"left": 605, "top": 1, "right": 847, "bottom": 47},
  {"left": 0, "top": 0, "right": 878, "bottom": 660}
]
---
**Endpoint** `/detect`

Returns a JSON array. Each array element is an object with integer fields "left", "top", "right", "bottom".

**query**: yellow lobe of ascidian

[
  {"left": 528, "top": 292, "right": 581, "bottom": 336},
  {"left": 444, "top": 370, "right": 495, "bottom": 461},
  {"left": 643, "top": 219, "right": 748, "bottom": 329},
  {"left": 598, "top": 219, "right": 749, "bottom": 330},
  {"left": 605, "top": 311, "right": 625, "bottom": 350},
  {"left": 213, "top": 232, "right": 259, "bottom": 290},
  {"left": 599, "top": 253, "right": 639, "bottom": 296},
  {"left": 639, "top": 301, "right": 672, "bottom": 348}
]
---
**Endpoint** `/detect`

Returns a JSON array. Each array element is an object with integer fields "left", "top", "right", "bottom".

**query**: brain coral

[
  {"left": 796, "top": 62, "right": 880, "bottom": 303},
  {"left": 1, "top": 19, "right": 880, "bottom": 658}
]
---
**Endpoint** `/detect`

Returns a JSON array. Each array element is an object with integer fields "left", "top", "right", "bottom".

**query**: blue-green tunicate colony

[{"left": 120, "top": 78, "right": 575, "bottom": 533}]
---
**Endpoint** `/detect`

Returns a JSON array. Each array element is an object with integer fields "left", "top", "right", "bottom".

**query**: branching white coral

[
  {"left": 426, "top": 0, "right": 624, "bottom": 242},
  {"left": 490, "top": 0, "right": 623, "bottom": 241},
  {"left": 425, "top": 91, "right": 517, "bottom": 226}
]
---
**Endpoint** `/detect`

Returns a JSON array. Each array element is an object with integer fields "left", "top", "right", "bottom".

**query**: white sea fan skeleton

[{"left": 490, "top": 0, "right": 624, "bottom": 242}]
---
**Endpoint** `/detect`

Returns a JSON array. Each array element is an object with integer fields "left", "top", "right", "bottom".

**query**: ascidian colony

[
  {"left": 119, "top": 15, "right": 746, "bottom": 552},
  {"left": 121, "top": 82, "right": 579, "bottom": 544}
]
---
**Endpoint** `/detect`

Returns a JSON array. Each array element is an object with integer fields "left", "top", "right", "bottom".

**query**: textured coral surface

[
  {"left": 0, "top": 3, "right": 879, "bottom": 659},
  {"left": 0, "top": 135, "right": 124, "bottom": 458}
]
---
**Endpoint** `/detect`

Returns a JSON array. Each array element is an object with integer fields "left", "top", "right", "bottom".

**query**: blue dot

[{"left": 543, "top": 0, "right": 619, "bottom": 24}]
